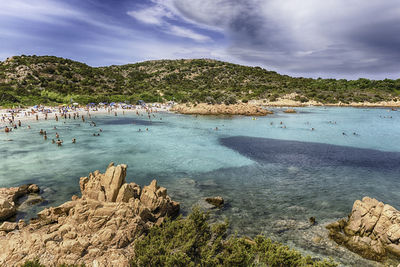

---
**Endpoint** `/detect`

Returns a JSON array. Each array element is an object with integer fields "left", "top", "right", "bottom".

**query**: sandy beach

[
  {"left": 0, "top": 104, "right": 171, "bottom": 128},
  {"left": 1, "top": 97, "right": 399, "bottom": 129},
  {"left": 248, "top": 95, "right": 400, "bottom": 108}
]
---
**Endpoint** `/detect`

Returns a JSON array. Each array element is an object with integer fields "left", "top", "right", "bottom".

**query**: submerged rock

[
  {"left": 0, "top": 163, "right": 180, "bottom": 266},
  {"left": 17, "top": 194, "right": 44, "bottom": 212},
  {"left": 309, "top": 217, "right": 317, "bottom": 226},
  {"left": 0, "top": 183, "right": 41, "bottom": 221},
  {"left": 205, "top": 196, "right": 224, "bottom": 208},
  {"left": 327, "top": 197, "right": 400, "bottom": 262}
]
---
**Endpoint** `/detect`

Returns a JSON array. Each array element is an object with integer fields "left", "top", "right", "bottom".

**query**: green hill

[{"left": 1, "top": 55, "right": 399, "bottom": 106}]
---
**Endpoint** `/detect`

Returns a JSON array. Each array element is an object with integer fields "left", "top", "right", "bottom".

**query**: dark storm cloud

[
  {"left": 1, "top": 0, "right": 400, "bottom": 79},
  {"left": 171, "top": 0, "right": 400, "bottom": 79}
]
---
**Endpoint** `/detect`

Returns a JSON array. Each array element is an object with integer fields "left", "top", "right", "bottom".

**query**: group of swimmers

[{"left": 39, "top": 128, "right": 72, "bottom": 146}]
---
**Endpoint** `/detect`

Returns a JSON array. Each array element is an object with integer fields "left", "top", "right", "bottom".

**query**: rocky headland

[
  {"left": 171, "top": 103, "right": 273, "bottom": 116},
  {"left": 0, "top": 163, "right": 179, "bottom": 266},
  {"left": 327, "top": 197, "right": 400, "bottom": 262}
]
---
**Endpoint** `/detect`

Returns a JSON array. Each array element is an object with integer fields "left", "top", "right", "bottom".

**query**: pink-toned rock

[
  {"left": 171, "top": 103, "right": 273, "bottom": 116},
  {"left": 0, "top": 163, "right": 180, "bottom": 266},
  {"left": 0, "top": 221, "right": 17, "bottom": 232},
  {"left": 140, "top": 180, "right": 180, "bottom": 219},
  {"left": 327, "top": 197, "right": 400, "bottom": 262},
  {"left": 0, "top": 199, "right": 16, "bottom": 221},
  {"left": 80, "top": 162, "right": 127, "bottom": 202},
  {"left": 116, "top": 183, "right": 141, "bottom": 203}
]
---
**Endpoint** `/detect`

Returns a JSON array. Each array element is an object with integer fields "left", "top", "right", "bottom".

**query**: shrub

[
  {"left": 21, "top": 259, "right": 45, "bottom": 267},
  {"left": 131, "top": 208, "right": 337, "bottom": 267}
]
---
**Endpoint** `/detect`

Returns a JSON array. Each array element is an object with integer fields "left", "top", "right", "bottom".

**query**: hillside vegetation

[{"left": 1, "top": 55, "right": 400, "bottom": 107}]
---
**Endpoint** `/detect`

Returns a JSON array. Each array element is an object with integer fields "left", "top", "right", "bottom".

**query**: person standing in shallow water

[{"left": 4, "top": 126, "right": 9, "bottom": 133}]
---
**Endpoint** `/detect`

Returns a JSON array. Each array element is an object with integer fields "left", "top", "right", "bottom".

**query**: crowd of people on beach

[{"left": 1, "top": 103, "right": 169, "bottom": 147}]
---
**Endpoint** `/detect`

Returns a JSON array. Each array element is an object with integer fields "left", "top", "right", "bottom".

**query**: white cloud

[
  {"left": 0, "top": 0, "right": 79, "bottom": 23},
  {"left": 0, "top": 0, "right": 133, "bottom": 37},
  {"left": 127, "top": 5, "right": 173, "bottom": 25},
  {"left": 127, "top": 1, "right": 212, "bottom": 42},
  {"left": 167, "top": 25, "right": 210, "bottom": 42}
]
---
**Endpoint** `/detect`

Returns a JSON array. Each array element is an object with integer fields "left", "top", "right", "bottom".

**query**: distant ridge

[{"left": 0, "top": 55, "right": 399, "bottom": 106}]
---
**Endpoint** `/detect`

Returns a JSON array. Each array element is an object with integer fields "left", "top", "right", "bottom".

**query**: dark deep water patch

[
  {"left": 101, "top": 118, "right": 163, "bottom": 126},
  {"left": 220, "top": 136, "right": 400, "bottom": 171}
]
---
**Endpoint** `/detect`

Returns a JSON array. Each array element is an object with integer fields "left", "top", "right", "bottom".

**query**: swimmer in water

[
  {"left": 56, "top": 133, "right": 59, "bottom": 138},
  {"left": 52, "top": 139, "right": 55, "bottom": 144},
  {"left": 72, "top": 138, "right": 76, "bottom": 143},
  {"left": 39, "top": 129, "right": 44, "bottom": 135},
  {"left": 4, "top": 126, "right": 10, "bottom": 133}
]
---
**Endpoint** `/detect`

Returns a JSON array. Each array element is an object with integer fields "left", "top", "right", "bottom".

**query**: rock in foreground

[
  {"left": 327, "top": 197, "right": 400, "bottom": 262},
  {"left": 0, "top": 163, "right": 179, "bottom": 266}
]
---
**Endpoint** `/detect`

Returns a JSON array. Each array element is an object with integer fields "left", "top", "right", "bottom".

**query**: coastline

[
  {"left": 0, "top": 105, "right": 170, "bottom": 127},
  {"left": 247, "top": 98, "right": 400, "bottom": 108},
  {"left": 1, "top": 99, "right": 398, "bottom": 128}
]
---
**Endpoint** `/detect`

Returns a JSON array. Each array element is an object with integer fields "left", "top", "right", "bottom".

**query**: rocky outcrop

[
  {"left": 171, "top": 103, "right": 273, "bottom": 116},
  {"left": 327, "top": 197, "right": 400, "bottom": 262},
  {"left": 0, "top": 183, "right": 40, "bottom": 221},
  {"left": 205, "top": 196, "right": 224, "bottom": 208},
  {"left": 0, "top": 163, "right": 180, "bottom": 266},
  {"left": 283, "top": 108, "right": 296, "bottom": 113}
]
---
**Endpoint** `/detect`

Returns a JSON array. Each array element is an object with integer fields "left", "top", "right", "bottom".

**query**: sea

[{"left": 1, "top": 107, "right": 400, "bottom": 266}]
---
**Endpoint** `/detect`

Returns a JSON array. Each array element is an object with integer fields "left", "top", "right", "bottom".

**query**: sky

[{"left": 1, "top": 0, "right": 399, "bottom": 80}]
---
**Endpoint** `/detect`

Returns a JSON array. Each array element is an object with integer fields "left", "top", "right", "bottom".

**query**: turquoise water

[{"left": 1, "top": 107, "right": 400, "bottom": 266}]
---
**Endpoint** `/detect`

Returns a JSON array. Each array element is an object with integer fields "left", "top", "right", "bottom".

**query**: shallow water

[{"left": 1, "top": 107, "right": 399, "bottom": 266}]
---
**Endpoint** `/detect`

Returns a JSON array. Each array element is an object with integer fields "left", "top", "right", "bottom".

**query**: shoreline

[
  {"left": 1, "top": 100, "right": 398, "bottom": 128},
  {"left": 0, "top": 105, "right": 170, "bottom": 127}
]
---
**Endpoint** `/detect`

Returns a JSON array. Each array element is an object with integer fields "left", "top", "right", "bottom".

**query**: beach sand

[{"left": 0, "top": 105, "right": 171, "bottom": 127}]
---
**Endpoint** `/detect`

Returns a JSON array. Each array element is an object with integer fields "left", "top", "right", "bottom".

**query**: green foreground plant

[{"left": 131, "top": 208, "right": 337, "bottom": 267}]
